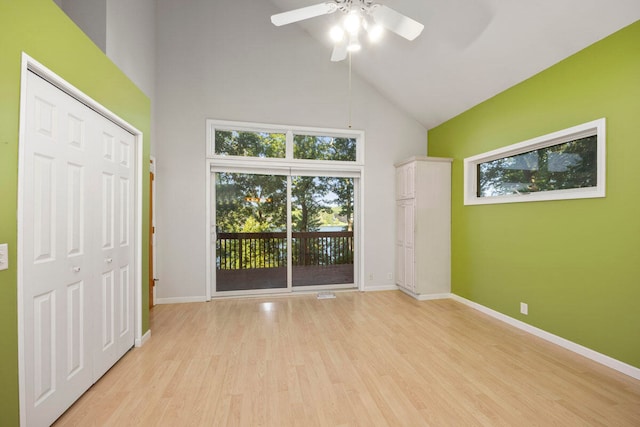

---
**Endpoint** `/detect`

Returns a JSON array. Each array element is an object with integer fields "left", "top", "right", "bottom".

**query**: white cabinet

[{"left": 395, "top": 157, "right": 452, "bottom": 299}]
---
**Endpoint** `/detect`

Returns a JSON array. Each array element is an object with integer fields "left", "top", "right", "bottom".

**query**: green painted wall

[
  {"left": 0, "top": 0, "right": 150, "bottom": 424},
  {"left": 428, "top": 20, "right": 640, "bottom": 369}
]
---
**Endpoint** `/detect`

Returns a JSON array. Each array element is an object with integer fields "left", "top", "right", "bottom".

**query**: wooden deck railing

[{"left": 216, "top": 231, "right": 354, "bottom": 270}]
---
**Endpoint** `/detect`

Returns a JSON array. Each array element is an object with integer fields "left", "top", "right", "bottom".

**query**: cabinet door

[
  {"left": 403, "top": 201, "right": 415, "bottom": 291},
  {"left": 405, "top": 163, "right": 415, "bottom": 199},
  {"left": 404, "top": 200, "right": 415, "bottom": 249},
  {"left": 395, "top": 200, "right": 415, "bottom": 292},
  {"left": 395, "top": 202, "right": 405, "bottom": 288},
  {"left": 395, "top": 163, "right": 415, "bottom": 200},
  {"left": 396, "top": 202, "right": 405, "bottom": 246},
  {"left": 395, "top": 242, "right": 405, "bottom": 288}
]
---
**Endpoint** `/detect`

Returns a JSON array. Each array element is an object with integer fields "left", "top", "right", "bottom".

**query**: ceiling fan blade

[
  {"left": 370, "top": 4, "right": 424, "bottom": 41},
  {"left": 271, "top": 2, "right": 338, "bottom": 26},
  {"left": 331, "top": 42, "right": 348, "bottom": 62}
]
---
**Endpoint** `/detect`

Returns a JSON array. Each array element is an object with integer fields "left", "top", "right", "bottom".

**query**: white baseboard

[
  {"left": 363, "top": 284, "right": 399, "bottom": 292},
  {"left": 450, "top": 294, "right": 640, "bottom": 381},
  {"left": 155, "top": 296, "right": 208, "bottom": 304},
  {"left": 414, "top": 292, "right": 452, "bottom": 301},
  {"left": 398, "top": 287, "right": 452, "bottom": 301},
  {"left": 135, "top": 329, "right": 151, "bottom": 348}
]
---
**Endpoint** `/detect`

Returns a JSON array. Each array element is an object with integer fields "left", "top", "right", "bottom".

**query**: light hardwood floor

[{"left": 54, "top": 291, "right": 640, "bottom": 426}]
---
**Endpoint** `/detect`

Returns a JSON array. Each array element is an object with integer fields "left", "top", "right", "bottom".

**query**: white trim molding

[
  {"left": 155, "top": 296, "right": 208, "bottom": 304},
  {"left": 135, "top": 330, "right": 152, "bottom": 347},
  {"left": 451, "top": 294, "right": 640, "bottom": 381},
  {"left": 364, "top": 284, "right": 400, "bottom": 292},
  {"left": 399, "top": 288, "right": 452, "bottom": 301}
]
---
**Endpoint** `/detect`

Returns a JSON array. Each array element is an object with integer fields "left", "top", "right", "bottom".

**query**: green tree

[
  {"left": 328, "top": 178, "right": 354, "bottom": 231},
  {"left": 215, "top": 132, "right": 357, "bottom": 269},
  {"left": 291, "top": 176, "right": 330, "bottom": 232},
  {"left": 215, "top": 172, "right": 287, "bottom": 233},
  {"left": 293, "top": 135, "right": 356, "bottom": 161},
  {"left": 478, "top": 136, "right": 597, "bottom": 197},
  {"left": 215, "top": 130, "right": 286, "bottom": 158}
]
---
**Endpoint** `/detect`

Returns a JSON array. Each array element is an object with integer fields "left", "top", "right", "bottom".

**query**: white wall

[
  {"left": 54, "top": 0, "right": 156, "bottom": 151},
  {"left": 154, "top": 0, "right": 427, "bottom": 300},
  {"left": 57, "top": 0, "right": 107, "bottom": 52},
  {"left": 106, "top": 0, "right": 156, "bottom": 100}
]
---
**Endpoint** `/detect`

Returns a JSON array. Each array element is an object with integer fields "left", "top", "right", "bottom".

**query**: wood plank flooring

[{"left": 54, "top": 291, "right": 640, "bottom": 426}]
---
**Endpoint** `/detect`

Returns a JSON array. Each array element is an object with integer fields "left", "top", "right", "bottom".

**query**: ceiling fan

[{"left": 271, "top": 0, "right": 425, "bottom": 61}]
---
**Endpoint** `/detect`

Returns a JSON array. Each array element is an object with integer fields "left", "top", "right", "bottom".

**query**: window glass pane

[
  {"left": 478, "top": 135, "right": 597, "bottom": 198},
  {"left": 215, "top": 130, "right": 286, "bottom": 158},
  {"left": 291, "top": 176, "right": 354, "bottom": 286},
  {"left": 215, "top": 172, "right": 288, "bottom": 291},
  {"left": 293, "top": 134, "right": 357, "bottom": 161}
]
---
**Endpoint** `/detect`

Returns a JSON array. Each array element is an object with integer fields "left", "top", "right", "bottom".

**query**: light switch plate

[{"left": 0, "top": 244, "right": 8, "bottom": 271}]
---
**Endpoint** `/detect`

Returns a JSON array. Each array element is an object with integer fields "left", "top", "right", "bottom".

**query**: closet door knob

[
  {"left": 72, "top": 266, "right": 81, "bottom": 273},
  {"left": 105, "top": 257, "right": 113, "bottom": 263}
]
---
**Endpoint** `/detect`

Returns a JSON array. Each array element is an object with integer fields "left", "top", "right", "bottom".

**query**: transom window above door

[{"left": 207, "top": 119, "right": 364, "bottom": 164}]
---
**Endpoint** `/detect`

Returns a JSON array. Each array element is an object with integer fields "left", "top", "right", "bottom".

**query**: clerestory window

[
  {"left": 207, "top": 120, "right": 362, "bottom": 164},
  {"left": 464, "top": 118, "right": 606, "bottom": 205}
]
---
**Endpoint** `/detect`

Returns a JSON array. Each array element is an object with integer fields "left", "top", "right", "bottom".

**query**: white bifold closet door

[{"left": 21, "top": 71, "right": 135, "bottom": 427}]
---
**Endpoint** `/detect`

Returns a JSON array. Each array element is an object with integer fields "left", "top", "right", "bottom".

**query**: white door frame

[
  {"left": 16, "top": 53, "right": 145, "bottom": 425},
  {"left": 150, "top": 155, "right": 157, "bottom": 306}
]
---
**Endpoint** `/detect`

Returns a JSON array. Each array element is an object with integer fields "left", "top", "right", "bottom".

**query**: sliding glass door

[
  {"left": 215, "top": 172, "right": 288, "bottom": 292},
  {"left": 291, "top": 176, "right": 354, "bottom": 287},
  {"left": 213, "top": 171, "right": 356, "bottom": 294}
]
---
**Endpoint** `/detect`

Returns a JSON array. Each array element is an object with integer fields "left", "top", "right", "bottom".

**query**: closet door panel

[{"left": 22, "top": 72, "right": 94, "bottom": 427}]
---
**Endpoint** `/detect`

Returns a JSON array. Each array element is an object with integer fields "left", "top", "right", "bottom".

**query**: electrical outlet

[
  {"left": 368, "top": 273, "right": 374, "bottom": 281},
  {"left": 387, "top": 272, "right": 392, "bottom": 280},
  {"left": 0, "top": 244, "right": 8, "bottom": 271},
  {"left": 520, "top": 302, "right": 528, "bottom": 315}
]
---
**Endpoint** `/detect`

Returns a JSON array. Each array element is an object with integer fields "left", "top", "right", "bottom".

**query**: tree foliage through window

[{"left": 478, "top": 135, "right": 597, "bottom": 198}]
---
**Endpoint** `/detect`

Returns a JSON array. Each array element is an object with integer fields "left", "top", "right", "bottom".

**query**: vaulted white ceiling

[{"left": 268, "top": 0, "right": 640, "bottom": 129}]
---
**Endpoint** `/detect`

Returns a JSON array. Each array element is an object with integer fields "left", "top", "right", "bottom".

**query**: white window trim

[
  {"left": 206, "top": 118, "right": 365, "bottom": 165},
  {"left": 464, "top": 118, "right": 606, "bottom": 206}
]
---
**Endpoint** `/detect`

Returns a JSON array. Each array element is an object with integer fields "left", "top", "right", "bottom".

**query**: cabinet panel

[
  {"left": 405, "top": 163, "right": 415, "bottom": 198},
  {"left": 395, "top": 200, "right": 415, "bottom": 292},
  {"left": 404, "top": 247, "right": 415, "bottom": 292},
  {"left": 404, "top": 201, "right": 414, "bottom": 248},
  {"left": 396, "top": 203, "right": 405, "bottom": 246},
  {"left": 395, "top": 162, "right": 416, "bottom": 200},
  {"left": 395, "top": 242, "right": 405, "bottom": 288}
]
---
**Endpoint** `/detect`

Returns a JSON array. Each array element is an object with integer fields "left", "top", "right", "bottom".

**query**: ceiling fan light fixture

[
  {"left": 347, "top": 33, "right": 362, "bottom": 52},
  {"left": 270, "top": 1, "right": 425, "bottom": 62},
  {"left": 343, "top": 11, "right": 361, "bottom": 35},
  {"left": 366, "top": 22, "right": 384, "bottom": 42},
  {"left": 329, "top": 24, "right": 345, "bottom": 42}
]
